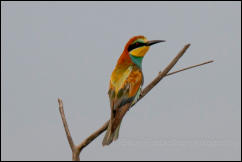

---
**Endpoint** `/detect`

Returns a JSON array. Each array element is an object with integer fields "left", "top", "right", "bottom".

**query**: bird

[{"left": 102, "top": 35, "right": 165, "bottom": 146}]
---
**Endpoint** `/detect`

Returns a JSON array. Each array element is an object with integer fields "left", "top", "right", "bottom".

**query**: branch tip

[{"left": 58, "top": 98, "right": 62, "bottom": 105}]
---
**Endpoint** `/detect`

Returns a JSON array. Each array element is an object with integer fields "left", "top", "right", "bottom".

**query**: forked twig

[{"left": 58, "top": 44, "right": 214, "bottom": 160}]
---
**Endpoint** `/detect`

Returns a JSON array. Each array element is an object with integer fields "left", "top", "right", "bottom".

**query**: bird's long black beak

[{"left": 146, "top": 40, "right": 165, "bottom": 46}]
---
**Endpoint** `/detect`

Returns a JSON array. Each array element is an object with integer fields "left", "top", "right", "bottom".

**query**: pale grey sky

[{"left": 1, "top": 1, "right": 241, "bottom": 161}]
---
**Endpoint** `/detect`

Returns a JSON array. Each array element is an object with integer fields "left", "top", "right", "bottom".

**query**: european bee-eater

[{"left": 102, "top": 35, "right": 165, "bottom": 146}]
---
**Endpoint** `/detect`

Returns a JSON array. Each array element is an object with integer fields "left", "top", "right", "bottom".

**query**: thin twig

[
  {"left": 58, "top": 98, "right": 75, "bottom": 151},
  {"left": 58, "top": 98, "right": 81, "bottom": 161},
  {"left": 58, "top": 44, "right": 214, "bottom": 160},
  {"left": 166, "top": 60, "right": 214, "bottom": 76}
]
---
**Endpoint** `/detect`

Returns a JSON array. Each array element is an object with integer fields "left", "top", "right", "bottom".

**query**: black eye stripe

[{"left": 128, "top": 42, "right": 146, "bottom": 52}]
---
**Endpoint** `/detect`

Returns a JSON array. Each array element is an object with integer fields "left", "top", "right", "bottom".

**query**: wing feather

[{"left": 108, "top": 65, "right": 143, "bottom": 132}]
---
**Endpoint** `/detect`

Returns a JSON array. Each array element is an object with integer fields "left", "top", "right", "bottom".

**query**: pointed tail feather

[
  {"left": 102, "top": 121, "right": 114, "bottom": 146},
  {"left": 103, "top": 103, "right": 129, "bottom": 146},
  {"left": 102, "top": 121, "right": 122, "bottom": 146},
  {"left": 113, "top": 123, "right": 121, "bottom": 141}
]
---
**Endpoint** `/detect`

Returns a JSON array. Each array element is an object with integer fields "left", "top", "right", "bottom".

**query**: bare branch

[
  {"left": 166, "top": 60, "right": 214, "bottom": 77},
  {"left": 77, "top": 120, "right": 110, "bottom": 152},
  {"left": 58, "top": 98, "right": 75, "bottom": 151},
  {"left": 58, "top": 44, "right": 214, "bottom": 160}
]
